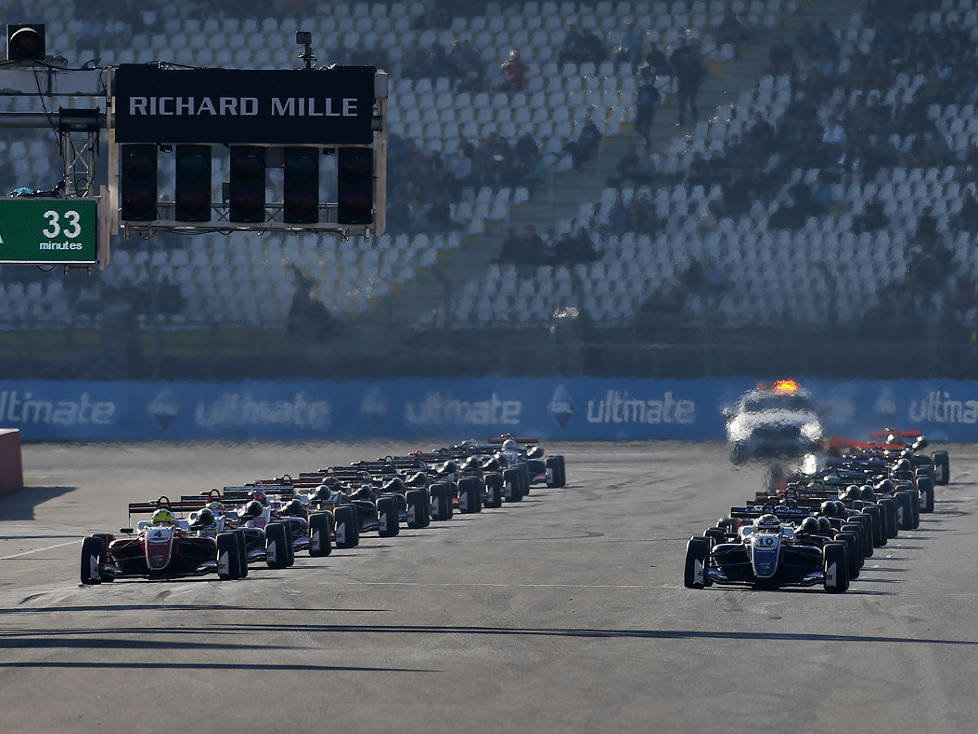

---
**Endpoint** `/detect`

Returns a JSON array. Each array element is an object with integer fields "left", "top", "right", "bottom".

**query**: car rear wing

[
  {"left": 128, "top": 499, "right": 208, "bottom": 514},
  {"left": 871, "top": 429, "right": 922, "bottom": 438},
  {"left": 729, "top": 506, "right": 812, "bottom": 521},
  {"left": 488, "top": 435, "right": 540, "bottom": 444}
]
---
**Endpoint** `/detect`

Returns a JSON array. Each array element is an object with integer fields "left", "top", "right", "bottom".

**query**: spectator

[
  {"left": 854, "top": 196, "right": 887, "bottom": 233},
  {"left": 634, "top": 68, "right": 661, "bottom": 147},
  {"left": 717, "top": 10, "right": 748, "bottom": 48},
  {"left": 670, "top": 39, "right": 705, "bottom": 125},
  {"left": 767, "top": 38, "right": 794, "bottom": 75},
  {"left": 558, "top": 23, "right": 587, "bottom": 66},
  {"left": 498, "top": 226, "right": 522, "bottom": 263},
  {"left": 610, "top": 149, "right": 653, "bottom": 187},
  {"left": 959, "top": 187, "right": 978, "bottom": 233},
  {"left": 450, "top": 39, "right": 483, "bottom": 92},
  {"left": 451, "top": 145, "right": 473, "bottom": 189},
  {"left": 499, "top": 49, "right": 529, "bottom": 92},
  {"left": 519, "top": 224, "right": 546, "bottom": 265},
  {"left": 565, "top": 116, "right": 602, "bottom": 168},
  {"left": 627, "top": 191, "right": 657, "bottom": 233},
  {"left": 643, "top": 42, "right": 668, "bottom": 74},
  {"left": 619, "top": 20, "right": 645, "bottom": 68},
  {"left": 608, "top": 191, "right": 629, "bottom": 233}
]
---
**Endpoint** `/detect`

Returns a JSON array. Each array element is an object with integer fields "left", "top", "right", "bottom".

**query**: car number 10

[{"left": 42, "top": 210, "right": 82, "bottom": 239}]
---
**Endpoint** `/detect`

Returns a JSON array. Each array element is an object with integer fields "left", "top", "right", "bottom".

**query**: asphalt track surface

[{"left": 1, "top": 440, "right": 976, "bottom": 733}]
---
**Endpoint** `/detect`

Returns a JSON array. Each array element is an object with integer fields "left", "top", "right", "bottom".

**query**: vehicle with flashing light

[{"left": 725, "top": 379, "right": 823, "bottom": 464}]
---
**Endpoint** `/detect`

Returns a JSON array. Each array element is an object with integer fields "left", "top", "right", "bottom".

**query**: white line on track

[
  {"left": 339, "top": 581, "right": 663, "bottom": 589},
  {"left": 0, "top": 538, "right": 82, "bottom": 560}
]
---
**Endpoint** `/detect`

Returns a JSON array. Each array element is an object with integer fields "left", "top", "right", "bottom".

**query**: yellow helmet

[{"left": 152, "top": 508, "right": 176, "bottom": 525}]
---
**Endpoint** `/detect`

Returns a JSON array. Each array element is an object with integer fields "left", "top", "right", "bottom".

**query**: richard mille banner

[{"left": 113, "top": 65, "right": 376, "bottom": 144}]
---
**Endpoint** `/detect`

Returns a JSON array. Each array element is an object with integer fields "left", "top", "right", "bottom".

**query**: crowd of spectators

[
  {"left": 498, "top": 222, "right": 597, "bottom": 267},
  {"left": 387, "top": 130, "right": 546, "bottom": 235}
]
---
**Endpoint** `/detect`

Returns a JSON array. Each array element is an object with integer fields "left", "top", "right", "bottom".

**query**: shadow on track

[
  {"left": 0, "top": 661, "right": 437, "bottom": 673},
  {"left": 204, "top": 622, "right": 978, "bottom": 646},
  {"left": 0, "top": 604, "right": 390, "bottom": 615},
  {"left": 0, "top": 487, "right": 76, "bottom": 521}
]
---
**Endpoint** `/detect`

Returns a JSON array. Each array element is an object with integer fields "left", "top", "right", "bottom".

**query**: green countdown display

[{"left": 0, "top": 198, "right": 97, "bottom": 264}]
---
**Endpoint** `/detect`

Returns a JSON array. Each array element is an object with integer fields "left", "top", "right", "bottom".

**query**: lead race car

[
  {"left": 80, "top": 496, "right": 249, "bottom": 584},
  {"left": 685, "top": 507, "right": 850, "bottom": 593}
]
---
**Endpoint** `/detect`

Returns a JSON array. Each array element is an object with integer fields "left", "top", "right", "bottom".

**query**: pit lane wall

[{"left": 2, "top": 378, "right": 978, "bottom": 443}]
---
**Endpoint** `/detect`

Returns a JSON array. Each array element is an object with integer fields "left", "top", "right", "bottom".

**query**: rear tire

[
  {"left": 484, "top": 473, "right": 504, "bottom": 508},
  {"left": 333, "top": 505, "right": 358, "bottom": 549},
  {"left": 704, "top": 527, "right": 725, "bottom": 546},
  {"left": 823, "top": 542, "right": 849, "bottom": 593},
  {"left": 916, "top": 476, "right": 935, "bottom": 513},
  {"left": 932, "top": 450, "right": 950, "bottom": 485},
  {"left": 405, "top": 489, "right": 430, "bottom": 528},
  {"left": 878, "top": 498, "right": 898, "bottom": 539},
  {"left": 234, "top": 529, "right": 249, "bottom": 577},
  {"left": 308, "top": 512, "right": 332, "bottom": 556},
  {"left": 80, "top": 536, "right": 105, "bottom": 585},
  {"left": 377, "top": 496, "right": 401, "bottom": 537},
  {"left": 502, "top": 468, "right": 523, "bottom": 503},
  {"left": 517, "top": 462, "right": 531, "bottom": 496},
  {"left": 217, "top": 532, "right": 242, "bottom": 579},
  {"left": 835, "top": 531, "right": 860, "bottom": 579},
  {"left": 895, "top": 491, "right": 915, "bottom": 531},
  {"left": 684, "top": 536, "right": 711, "bottom": 589},
  {"left": 430, "top": 483, "right": 452, "bottom": 521},
  {"left": 264, "top": 523, "right": 290, "bottom": 569},
  {"left": 863, "top": 505, "right": 885, "bottom": 547},
  {"left": 457, "top": 477, "right": 482, "bottom": 514}
]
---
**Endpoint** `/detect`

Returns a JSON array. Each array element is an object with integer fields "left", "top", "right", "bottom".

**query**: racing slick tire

[
  {"left": 517, "top": 462, "right": 531, "bottom": 497},
  {"left": 264, "top": 523, "right": 291, "bottom": 569},
  {"left": 457, "top": 477, "right": 483, "bottom": 514},
  {"left": 823, "top": 542, "right": 849, "bottom": 593},
  {"left": 932, "top": 450, "right": 950, "bottom": 485},
  {"left": 863, "top": 505, "right": 885, "bottom": 548},
  {"left": 704, "top": 527, "right": 726, "bottom": 547},
  {"left": 430, "top": 483, "right": 453, "bottom": 521},
  {"left": 377, "top": 496, "right": 401, "bottom": 537},
  {"left": 553, "top": 455, "right": 567, "bottom": 487},
  {"left": 484, "top": 473, "right": 504, "bottom": 508},
  {"left": 333, "top": 505, "right": 359, "bottom": 549},
  {"left": 405, "top": 489, "right": 430, "bottom": 528},
  {"left": 545, "top": 457, "right": 562, "bottom": 488},
  {"left": 916, "top": 476, "right": 935, "bottom": 514},
  {"left": 308, "top": 512, "right": 333, "bottom": 557},
  {"left": 502, "top": 468, "right": 523, "bottom": 503},
  {"left": 847, "top": 517, "right": 873, "bottom": 559},
  {"left": 878, "top": 498, "right": 899, "bottom": 539},
  {"left": 217, "top": 532, "right": 243, "bottom": 580},
  {"left": 895, "top": 491, "right": 916, "bottom": 531},
  {"left": 282, "top": 522, "right": 296, "bottom": 567},
  {"left": 684, "top": 537, "right": 712, "bottom": 589},
  {"left": 835, "top": 531, "right": 860, "bottom": 580},
  {"left": 80, "top": 535, "right": 105, "bottom": 585},
  {"left": 233, "top": 529, "right": 249, "bottom": 577},
  {"left": 842, "top": 522, "right": 871, "bottom": 562}
]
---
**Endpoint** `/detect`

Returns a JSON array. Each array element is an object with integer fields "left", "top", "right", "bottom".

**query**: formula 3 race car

[
  {"left": 685, "top": 507, "right": 849, "bottom": 593},
  {"left": 80, "top": 496, "right": 249, "bottom": 584}
]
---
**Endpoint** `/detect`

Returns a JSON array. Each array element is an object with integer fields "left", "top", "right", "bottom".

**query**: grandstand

[{"left": 1, "top": 0, "right": 975, "bottom": 379}]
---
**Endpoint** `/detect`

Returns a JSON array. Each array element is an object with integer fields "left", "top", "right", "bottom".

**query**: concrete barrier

[{"left": 0, "top": 429, "right": 24, "bottom": 495}]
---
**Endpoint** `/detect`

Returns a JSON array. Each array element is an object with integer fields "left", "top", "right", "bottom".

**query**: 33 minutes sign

[
  {"left": 113, "top": 65, "right": 376, "bottom": 145},
  {"left": 0, "top": 199, "right": 97, "bottom": 265}
]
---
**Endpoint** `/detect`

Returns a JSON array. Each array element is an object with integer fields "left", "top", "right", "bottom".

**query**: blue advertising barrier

[{"left": 1, "top": 378, "right": 977, "bottom": 442}]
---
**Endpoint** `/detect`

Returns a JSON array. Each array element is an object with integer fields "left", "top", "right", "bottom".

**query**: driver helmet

[
  {"left": 816, "top": 517, "right": 832, "bottom": 535},
  {"left": 843, "top": 485, "right": 861, "bottom": 501},
  {"left": 875, "top": 478, "right": 894, "bottom": 493},
  {"left": 252, "top": 490, "right": 268, "bottom": 506},
  {"left": 309, "top": 484, "right": 330, "bottom": 501},
  {"left": 502, "top": 439, "right": 519, "bottom": 453},
  {"left": 894, "top": 458, "right": 912, "bottom": 472},
  {"left": 282, "top": 498, "right": 305, "bottom": 516},
  {"left": 901, "top": 448, "right": 914, "bottom": 459},
  {"left": 859, "top": 485, "right": 876, "bottom": 502},
  {"left": 820, "top": 500, "right": 835, "bottom": 517},
  {"left": 527, "top": 446, "right": 544, "bottom": 459},
  {"left": 241, "top": 500, "right": 264, "bottom": 519},
  {"left": 442, "top": 460, "right": 459, "bottom": 475},
  {"left": 208, "top": 500, "right": 225, "bottom": 513},
  {"left": 190, "top": 507, "right": 215, "bottom": 529},
  {"left": 755, "top": 513, "right": 780, "bottom": 531},
  {"left": 152, "top": 507, "right": 176, "bottom": 525},
  {"left": 799, "top": 516, "right": 819, "bottom": 534},
  {"left": 462, "top": 456, "right": 481, "bottom": 472},
  {"left": 833, "top": 500, "right": 848, "bottom": 516}
]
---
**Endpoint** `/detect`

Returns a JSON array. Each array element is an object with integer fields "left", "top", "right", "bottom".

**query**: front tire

[
  {"left": 457, "top": 477, "right": 482, "bottom": 514},
  {"left": 308, "top": 512, "right": 333, "bottom": 556},
  {"left": 217, "top": 532, "right": 243, "bottom": 579},
  {"left": 932, "top": 450, "right": 950, "bottom": 485},
  {"left": 684, "top": 536, "right": 711, "bottom": 589},
  {"left": 80, "top": 536, "right": 105, "bottom": 585},
  {"left": 823, "top": 542, "right": 849, "bottom": 593},
  {"left": 405, "top": 489, "right": 430, "bottom": 528},
  {"left": 484, "top": 473, "right": 504, "bottom": 508},
  {"left": 377, "top": 496, "right": 401, "bottom": 537},
  {"left": 430, "top": 483, "right": 453, "bottom": 520},
  {"left": 916, "top": 476, "right": 935, "bottom": 513},
  {"left": 333, "top": 505, "right": 358, "bottom": 549}
]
